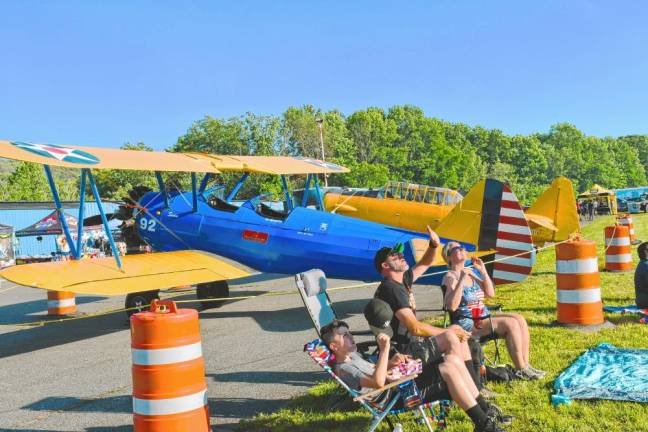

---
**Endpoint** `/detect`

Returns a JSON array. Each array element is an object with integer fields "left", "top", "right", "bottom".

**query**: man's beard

[{"left": 386, "top": 260, "right": 408, "bottom": 272}]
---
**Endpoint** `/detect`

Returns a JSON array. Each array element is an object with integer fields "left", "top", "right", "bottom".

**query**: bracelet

[{"left": 429, "top": 240, "right": 440, "bottom": 248}]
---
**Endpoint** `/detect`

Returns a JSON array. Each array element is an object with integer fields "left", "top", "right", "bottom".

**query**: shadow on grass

[{"left": 236, "top": 386, "right": 370, "bottom": 432}]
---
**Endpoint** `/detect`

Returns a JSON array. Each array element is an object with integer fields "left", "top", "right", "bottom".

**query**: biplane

[
  {"left": 0, "top": 140, "right": 536, "bottom": 316},
  {"left": 325, "top": 177, "right": 580, "bottom": 248}
]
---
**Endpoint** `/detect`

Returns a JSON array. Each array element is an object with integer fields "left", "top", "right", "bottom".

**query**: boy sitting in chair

[{"left": 321, "top": 316, "right": 511, "bottom": 432}]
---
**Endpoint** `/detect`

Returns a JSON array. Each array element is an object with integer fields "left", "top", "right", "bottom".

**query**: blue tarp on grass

[{"left": 552, "top": 343, "right": 648, "bottom": 405}]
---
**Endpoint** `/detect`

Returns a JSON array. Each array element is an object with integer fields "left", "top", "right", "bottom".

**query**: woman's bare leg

[
  {"left": 500, "top": 313, "right": 530, "bottom": 365},
  {"left": 476, "top": 316, "right": 525, "bottom": 369}
]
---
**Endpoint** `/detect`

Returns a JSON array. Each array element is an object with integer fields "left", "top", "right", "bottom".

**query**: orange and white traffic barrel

[
  {"left": 555, "top": 238, "right": 604, "bottom": 325},
  {"left": 604, "top": 225, "right": 633, "bottom": 272},
  {"left": 616, "top": 214, "right": 639, "bottom": 244},
  {"left": 131, "top": 300, "right": 210, "bottom": 431},
  {"left": 47, "top": 290, "right": 76, "bottom": 315}
]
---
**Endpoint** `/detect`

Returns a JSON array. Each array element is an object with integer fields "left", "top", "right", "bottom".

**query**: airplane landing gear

[
  {"left": 196, "top": 281, "right": 229, "bottom": 310},
  {"left": 125, "top": 290, "right": 160, "bottom": 317}
]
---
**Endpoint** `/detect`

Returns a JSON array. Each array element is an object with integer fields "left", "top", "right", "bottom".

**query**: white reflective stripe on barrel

[
  {"left": 556, "top": 258, "right": 598, "bottom": 274},
  {"left": 47, "top": 298, "right": 75, "bottom": 308},
  {"left": 605, "top": 254, "right": 632, "bottom": 263},
  {"left": 557, "top": 288, "right": 601, "bottom": 304},
  {"left": 133, "top": 389, "right": 207, "bottom": 415},
  {"left": 132, "top": 341, "right": 202, "bottom": 365},
  {"left": 605, "top": 237, "right": 630, "bottom": 246}
]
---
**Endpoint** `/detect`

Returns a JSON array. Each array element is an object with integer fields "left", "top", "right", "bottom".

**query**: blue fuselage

[{"left": 136, "top": 192, "right": 473, "bottom": 283}]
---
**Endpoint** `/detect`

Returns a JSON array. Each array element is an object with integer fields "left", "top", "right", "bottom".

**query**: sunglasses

[
  {"left": 447, "top": 245, "right": 465, "bottom": 256},
  {"left": 389, "top": 252, "right": 405, "bottom": 259}
]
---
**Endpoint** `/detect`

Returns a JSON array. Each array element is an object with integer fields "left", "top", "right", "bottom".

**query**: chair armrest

[{"left": 353, "top": 374, "right": 418, "bottom": 402}]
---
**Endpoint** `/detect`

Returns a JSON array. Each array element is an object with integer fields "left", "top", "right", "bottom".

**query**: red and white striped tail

[{"left": 492, "top": 186, "right": 536, "bottom": 285}]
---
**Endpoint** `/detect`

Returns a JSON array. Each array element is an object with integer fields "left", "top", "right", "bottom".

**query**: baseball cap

[
  {"left": 373, "top": 243, "right": 405, "bottom": 273},
  {"left": 363, "top": 298, "right": 394, "bottom": 337}
]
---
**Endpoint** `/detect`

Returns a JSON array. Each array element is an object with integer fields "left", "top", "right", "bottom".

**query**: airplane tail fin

[
  {"left": 436, "top": 179, "right": 535, "bottom": 285},
  {"left": 525, "top": 177, "right": 580, "bottom": 245}
]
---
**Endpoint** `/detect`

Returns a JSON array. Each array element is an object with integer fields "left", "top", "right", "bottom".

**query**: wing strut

[
  {"left": 226, "top": 172, "right": 249, "bottom": 201},
  {"left": 301, "top": 174, "right": 312, "bottom": 207},
  {"left": 313, "top": 175, "right": 325, "bottom": 210},
  {"left": 76, "top": 169, "right": 87, "bottom": 258},
  {"left": 281, "top": 175, "right": 293, "bottom": 211},
  {"left": 199, "top": 173, "right": 213, "bottom": 194},
  {"left": 191, "top": 172, "right": 198, "bottom": 212},
  {"left": 44, "top": 165, "right": 79, "bottom": 258},
  {"left": 155, "top": 171, "right": 168, "bottom": 208},
  {"left": 86, "top": 169, "right": 123, "bottom": 269}
]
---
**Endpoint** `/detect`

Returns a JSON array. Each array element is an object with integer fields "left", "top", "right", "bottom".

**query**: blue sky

[{"left": 1, "top": 1, "right": 648, "bottom": 150}]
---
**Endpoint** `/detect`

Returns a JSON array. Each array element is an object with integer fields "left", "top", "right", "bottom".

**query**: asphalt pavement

[{"left": 0, "top": 274, "right": 443, "bottom": 431}]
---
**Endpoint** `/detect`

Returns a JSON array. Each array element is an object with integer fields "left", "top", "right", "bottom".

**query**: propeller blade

[{"left": 83, "top": 213, "right": 116, "bottom": 226}]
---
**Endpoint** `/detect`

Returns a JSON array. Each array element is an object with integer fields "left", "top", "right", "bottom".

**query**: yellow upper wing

[
  {"left": 0, "top": 140, "right": 222, "bottom": 173},
  {"left": 204, "top": 155, "right": 350, "bottom": 174},
  {"left": 0, "top": 250, "right": 250, "bottom": 295},
  {"left": 0, "top": 140, "right": 349, "bottom": 175}
]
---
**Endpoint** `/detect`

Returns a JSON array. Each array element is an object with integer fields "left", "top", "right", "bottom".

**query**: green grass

[{"left": 240, "top": 213, "right": 648, "bottom": 432}]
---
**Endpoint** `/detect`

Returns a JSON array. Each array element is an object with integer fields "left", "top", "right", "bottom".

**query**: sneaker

[
  {"left": 480, "top": 387, "right": 499, "bottom": 399},
  {"left": 486, "top": 403, "right": 514, "bottom": 426},
  {"left": 514, "top": 366, "right": 542, "bottom": 380},
  {"left": 527, "top": 365, "right": 547, "bottom": 378},
  {"left": 474, "top": 417, "right": 506, "bottom": 432}
]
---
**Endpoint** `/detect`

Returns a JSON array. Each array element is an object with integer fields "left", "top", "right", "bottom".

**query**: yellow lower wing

[{"left": 0, "top": 250, "right": 250, "bottom": 295}]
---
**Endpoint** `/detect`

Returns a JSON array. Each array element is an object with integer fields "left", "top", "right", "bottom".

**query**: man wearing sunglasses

[{"left": 372, "top": 227, "right": 482, "bottom": 385}]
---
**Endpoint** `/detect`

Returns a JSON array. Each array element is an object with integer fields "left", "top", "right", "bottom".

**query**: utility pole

[{"left": 316, "top": 118, "right": 328, "bottom": 187}]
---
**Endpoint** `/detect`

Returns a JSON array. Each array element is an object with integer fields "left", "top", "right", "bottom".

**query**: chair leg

[
  {"left": 367, "top": 410, "right": 391, "bottom": 432},
  {"left": 367, "top": 396, "right": 400, "bottom": 432},
  {"left": 418, "top": 405, "right": 435, "bottom": 432}
]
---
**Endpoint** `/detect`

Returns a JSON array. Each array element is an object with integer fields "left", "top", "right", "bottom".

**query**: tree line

[{"left": 2, "top": 105, "right": 647, "bottom": 205}]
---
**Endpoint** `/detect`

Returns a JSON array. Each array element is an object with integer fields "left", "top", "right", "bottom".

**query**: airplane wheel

[
  {"left": 196, "top": 281, "right": 229, "bottom": 310},
  {"left": 125, "top": 290, "right": 160, "bottom": 317}
]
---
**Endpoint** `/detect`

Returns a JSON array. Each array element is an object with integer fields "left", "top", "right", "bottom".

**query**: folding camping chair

[
  {"left": 304, "top": 338, "right": 448, "bottom": 432},
  {"left": 440, "top": 284, "right": 502, "bottom": 367},
  {"left": 295, "top": 268, "right": 337, "bottom": 337},
  {"left": 295, "top": 268, "right": 375, "bottom": 353}
]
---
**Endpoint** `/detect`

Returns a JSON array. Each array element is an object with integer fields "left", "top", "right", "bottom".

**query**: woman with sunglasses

[{"left": 441, "top": 242, "right": 545, "bottom": 380}]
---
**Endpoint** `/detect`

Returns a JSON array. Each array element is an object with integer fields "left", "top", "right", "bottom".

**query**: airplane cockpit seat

[
  {"left": 258, "top": 203, "right": 289, "bottom": 221},
  {"left": 208, "top": 197, "right": 239, "bottom": 213}
]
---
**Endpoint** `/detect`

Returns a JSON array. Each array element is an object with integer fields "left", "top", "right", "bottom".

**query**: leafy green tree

[
  {"left": 7, "top": 162, "right": 50, "bottom": 201},
  {"left": 282, "top": 105, "right": 324, "bottom": 158},
  {"left": 618, "top": 135, "right": 648, "bottom": 181}
]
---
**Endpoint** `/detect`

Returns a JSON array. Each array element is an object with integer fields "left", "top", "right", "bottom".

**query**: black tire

[
  {"left": 196, "top": 281, "right": 229, "bottom": 309},
  {"left": 125, "top": 290, "right": 160, "bottom": 317}
]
